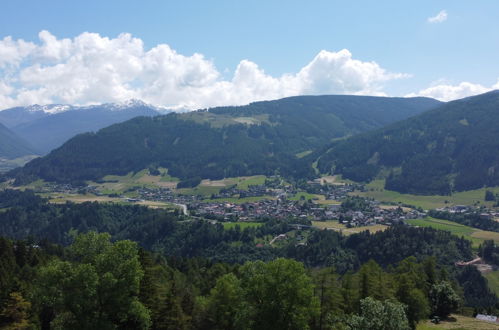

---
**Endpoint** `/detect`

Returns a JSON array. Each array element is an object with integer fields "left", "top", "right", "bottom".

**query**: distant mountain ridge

[
  {"left": 316, "top": 90, "right": 499, "bottom": 194},
  {"left": 0, "top": 123, "right": 38, "bottom": 159},
  {"left": 0, "top": 100, "right": 165, "bottom": 154},
  {"left": 8, "top": 94, "right": 441, "bottom": 185}
]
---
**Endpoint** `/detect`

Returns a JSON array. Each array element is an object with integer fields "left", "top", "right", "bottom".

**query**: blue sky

[{"left": 0, "top": 0, "right": 498, "bottom": 109}]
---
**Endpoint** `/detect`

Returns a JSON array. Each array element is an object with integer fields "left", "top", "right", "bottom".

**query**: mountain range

[
  {"left": 0, "top": 100, "right": 164, "bottom": 155},
  {"left": 9, "top": 91, "right": 499, "bottom": 195},
  {"left": 8, "top": 95, "right": 440, "bottom": 185}
]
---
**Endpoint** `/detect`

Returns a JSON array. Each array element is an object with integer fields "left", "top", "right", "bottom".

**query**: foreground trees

[
  {"left": 195, "top": 259, "right": 319, "bottom": 330},
  {"left": 35, "top": 232, "right": 150, "bottom": 329},
  {"left": 429, "top": 281, "right": 460, "bottom": 319},
  {"left": 0, "top": 229, "right": 496, "bottom": 329},
  {"left": 347, "top": 297, "right": 409, "bottom": 330}
]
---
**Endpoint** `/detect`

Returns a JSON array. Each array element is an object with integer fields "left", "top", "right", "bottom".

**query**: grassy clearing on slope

[
  {"left": 92, "top": 168, "right": 179, "bottom": 194},
  {"left": 295, "top": 150, "right": 313, "bottom": 158},
  {"left": 180, "top": 112, "right": 271, "bottom": 128},
  {"left": 417, "top": 314, "right": 499, "bottom": 329},
  {"left": 180, "top": 176, "right": 267, "bottom": 196},
  {"left": 222, "top": 222, "right": 263, "bottom": 230},
  {"left": 405, "top": 217, "right": 499, "bottom": 248},
  {"left": 353, "top": 180, "right": 499, "bottom": 210}
]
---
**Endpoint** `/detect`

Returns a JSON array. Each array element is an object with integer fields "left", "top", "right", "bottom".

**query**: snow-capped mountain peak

[
  {"left": 101, "top": 99, "right": 152, "bottom": 111},
  {"left": 26, "top": 104, "right": 72, "bottom": 114},
  {"left": 20, "top": 99, "right": 168, "bottom": 115}
]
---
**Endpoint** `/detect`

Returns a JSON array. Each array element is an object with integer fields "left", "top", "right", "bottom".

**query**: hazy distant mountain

[
  {"left": 0, "top": 122, "right": 38, "bottom": 159},
  {"left": 316, "top": 90, "right": 499, "bottom": 194},
  {"left": 0, "top": 100, "right": 164, "bottom": 154},
  {"left": 10, "top": 95, "right": 441, "bottom": 185}
]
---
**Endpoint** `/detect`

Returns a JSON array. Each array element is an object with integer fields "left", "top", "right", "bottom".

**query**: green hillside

[
  {"left": 8, "top": 95, "right": 439, "bottom": 185},
  {"left": 317, "top": 90, "right": 499, "bottom": 194}
]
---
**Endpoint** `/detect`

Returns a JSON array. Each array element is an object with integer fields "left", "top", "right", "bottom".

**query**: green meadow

[
  {"left": 406, "top": 217, "right": 499, "bottom": 248},
  {"left": 354, "top": 179, "right": 499, "bottom": 209},
  {"left": 222, "top": 222, "right": 263, "bottom": 230}
]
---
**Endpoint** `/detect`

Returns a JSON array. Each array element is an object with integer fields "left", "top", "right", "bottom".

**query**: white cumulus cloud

[
  {"left": 428, "top": 10, "right": 448, "bottom": 23},
  {"left": 406, "top": 80, "right": 499, "bottom": 101},
  {"left": 0, "top": 31, "right": 408, "bottom": 110}
]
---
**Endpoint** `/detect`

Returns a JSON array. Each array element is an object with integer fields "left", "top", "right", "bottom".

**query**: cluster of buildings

[
  {"left": 38, "top": 179, "right": 425, "bottom": 226},
  {"left": 436, "top": 205, "right": 499, "bottom": 221},
  {"left": 190, "top": 198, "right": 324, "bottom": 221},
  {"left": 136, "top": 187, "right": 202, "bottom": 204},
  {"left": 328, "top": 204, "right": 425, "bottom": 227}
]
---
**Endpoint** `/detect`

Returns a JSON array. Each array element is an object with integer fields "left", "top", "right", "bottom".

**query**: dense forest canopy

[
  {"left": 0, "top": 227, "right": 496, "bottom": 329},
  {"left": 0, "top": 189, "right": 497, "bottom": 329}
]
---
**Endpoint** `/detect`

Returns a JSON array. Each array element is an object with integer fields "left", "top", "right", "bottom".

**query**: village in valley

[
  {"left": 18, "top": 171, "right": 499, "bottom": 237},
  {"left": 19, "top": 173, "right": 431, "bottom": 229}
]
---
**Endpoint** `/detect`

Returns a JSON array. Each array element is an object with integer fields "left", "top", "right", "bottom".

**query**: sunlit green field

[
  {"left": 222, "top": 222, "right": 263, "bottom": 230},
  {"left": 178, "top": 175, "right": 267, "bottom": 196},
  {"left": 406, "top": 217, "right": 499, "bottom": 248},
  {"left": 236, "top": 175, "right": 266, "bottom": 190},
  {"left": 311, "top": 221, "right": 388, "bottom": 235},
  {"left": 177, "top": 185, "right": 224, "bottom": 196},
  {"left": 91, "top": 168, "right": 179, "bottom": 194},
  {"left": 353, "top": 179, "right": 499, "bottom": 209}
]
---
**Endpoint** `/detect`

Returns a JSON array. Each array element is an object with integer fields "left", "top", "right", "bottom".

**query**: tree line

[{"left": 1, "top": 231, "right": 489, "bottom": 330}]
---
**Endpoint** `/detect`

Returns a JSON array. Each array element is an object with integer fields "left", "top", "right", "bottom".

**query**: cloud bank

[
  {"left": 428, "top": 10, "right": 448, "bottom": 23},
  {"left": 407, "top": 80, "right": 499, "bottom": 102},
  {"left": 0, "top": 31, "right": 408, "bottom": 110}
]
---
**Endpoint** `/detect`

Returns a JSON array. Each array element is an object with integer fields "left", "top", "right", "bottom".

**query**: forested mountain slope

[
  {"left": 0, "top": 123, "right": 38, "bottom": 159},
  {"left": 316, "top": 90, "right": 499, "bottom": 194},
  {"left": 8, "top": 95, "right": 440, "bottom": 184}
]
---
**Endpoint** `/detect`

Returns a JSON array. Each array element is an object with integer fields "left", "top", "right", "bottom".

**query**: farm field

[
  {"left": 178, "top": 175, "right": 268, "bottom": 196},
  {"left": 315, "top": 199, "right": 341, "bottom": 205},
  {"left": 354, "top": 180, "right": 499, "bottom": 209},
  {"left": 222, "top": 222, "right": 263, "bottom": 230},
  {"left": 405, "top": 217, "right": 499, "bottom": 248},
  {"left": 91, "top": 168, "right": 179, "bottom": 194},
  {"left": 235, "top": 175, "right": 267, "bottom": 190},
  {"left": 311, "top": 220, "right": 388, "bottom": 235},
  {"left": 48, "top": 193, "right": 178, "bottom": 210}
]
